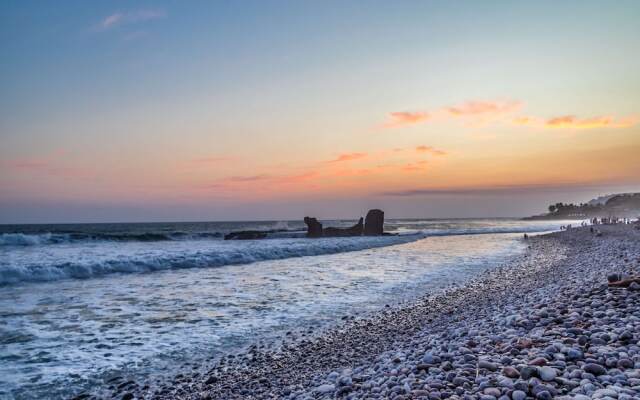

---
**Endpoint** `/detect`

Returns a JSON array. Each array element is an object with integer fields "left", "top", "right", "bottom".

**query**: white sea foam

[
  {"left": 0, "top": 234, "right": 425, "bottom": 285},
  {"left": 0, "top": 219, "right": 572, "bottom": 399},
  {"left": 0, "top": 233, "right": 58, "bottom": 246}
]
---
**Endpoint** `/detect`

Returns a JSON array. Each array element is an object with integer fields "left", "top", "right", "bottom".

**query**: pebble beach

[{"left": 102, "top": 224, "right": 640, "bottom": 400}]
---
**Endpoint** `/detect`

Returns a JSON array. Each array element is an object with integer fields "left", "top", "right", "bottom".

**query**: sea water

[{"left": 0, "top": 219, "right": 574, "bottom": 399}]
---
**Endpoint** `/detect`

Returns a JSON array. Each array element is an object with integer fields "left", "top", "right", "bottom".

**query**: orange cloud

[
  {"left": 224, "top": 174, "right": 271, "bottom": 182},
  {"left": 274, "top": 171, "right": 318, "bottom": 184},
  {"left": 512, "top": 116, "right": 535, "bottom": 125},
  {"left": 384, "top": 111, "right": 430, "bottom": 128},
  {"left": 544, "top": 115, "right": 636, "bottom": 129},
  {"left": 384, "top": 100, "right": 520, "bottom": 128},
  {"left": 326, "top": 153, "right": 368, "bottom": 163},
  {"left": 512, "top": 115, "right": 637, "bottom": 130},
  {"left": 445, "top": 100, "right": 521, "bottom": 117},
  {"left": 402, "top": 163, "right": 427, "bottom": 172},
  {"left": 385, "top": 98, "right": 636, "bottom": 132},
  {"left": 332, "top": 169, "right": 373, "bottom": 177},
  {"left": 191, "top": 156, "right": 234, "bottom": 164},
  {"left": 415, "top": 145, "right": 446, "bottom": 155},
  {"left": 210, "top": 171, "right": 319, "bottom": 192}
]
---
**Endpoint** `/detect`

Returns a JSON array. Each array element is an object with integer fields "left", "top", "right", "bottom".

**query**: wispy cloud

[
  {"left": 384, "top": 100, "right": 519, "bottom": 128},
  {"left": 97, "top": 9, "right": 166, "bottom": 31},
  {"left": 415, "top": 145, "right": 446, "bottom": 155},
  {"left": 513, "top": 115, "right": 637, "bottom": 130},
  {"left": 190, "top": 156, "right": 235, "bottom": 165},
  {"left": 545, "top": 115, "right": 636, "bottom": 129},
  {"left": 379, "top": 182, "right": 617, "bottom": 197},
  {"left": 326, "top": 153, "right": 368, "bottom": 163},
  {"left": 385, "top": 99, "right": 636, "bottom": 131},
  {"left": 4, "top": 159, "right": 50, "bottom": 170},
  {"left": 206, "top": 170, "right": 319, "bottom": 192},
  {"left": 224, "top": 174, "right": 272, "bottom": 182},
  {"left": 401, "top": 162, "right": 427, "bottom": 172},
  {"left": 384, "top": 112, "right": 430, "bottom": 128},
  {"left": 445, "top": 100, "right": 522, "bottom": 117},
  {"left": 275, "top": 171, "right": 318, "bottom": 184},
  {"left": 1, "top": 155, "right": 91, "bottom": 179}
]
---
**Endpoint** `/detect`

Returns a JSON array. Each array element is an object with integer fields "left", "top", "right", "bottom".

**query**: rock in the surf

[
  {"left": 303, "top": 217, "right": 323, "bottom": 238},
  {"left": 364, "top": 209, "right": 384, "bottom": 235},
  {"left": 224, "top": 230, "right": 268, "bottom": 240}
]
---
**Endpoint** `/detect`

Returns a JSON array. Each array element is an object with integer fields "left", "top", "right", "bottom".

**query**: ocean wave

[
  {"left": 0, "top": 234, "right": 426, "bottom": 285},
  {"left": 0, "top": 231, "right": 305, "bottom": 246}
]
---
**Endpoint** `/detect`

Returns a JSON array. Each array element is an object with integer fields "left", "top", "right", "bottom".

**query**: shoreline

[{"left": 103, "top": 225, "right": 640, "bottom": 400}]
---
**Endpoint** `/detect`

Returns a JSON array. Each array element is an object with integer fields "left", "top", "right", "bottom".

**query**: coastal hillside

[{"left": 525, "top": 193, "right": 640, "bottom": 220}]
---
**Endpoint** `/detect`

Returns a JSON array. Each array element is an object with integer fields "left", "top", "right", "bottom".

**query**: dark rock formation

[
  {"left": 224, "top": 230, "right": 268, "bottom": 240},
  {"left": 303, "top": 217, "right": 323, "bottom": 238},
  {"left": 323, "top": 218, "right": 364, "bottom": 237},
  {"left": 364, "top": 209, "right": 384, "bottom": 236}
]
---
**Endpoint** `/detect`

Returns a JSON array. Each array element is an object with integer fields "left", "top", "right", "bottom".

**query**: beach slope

[{"left": 124, "top": 224, "right": 640, "bottom": 400}]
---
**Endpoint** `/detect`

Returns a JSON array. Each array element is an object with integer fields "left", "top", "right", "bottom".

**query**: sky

[{"left": 1, "top": 0, "right": 639, "bottom": 223}]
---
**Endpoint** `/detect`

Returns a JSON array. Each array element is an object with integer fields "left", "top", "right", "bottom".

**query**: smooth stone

[
  {"left": 530, "top": 357, "right": 548, "bottom": 366},
  {"left": 503, "top": 367, "right": 520, "bottom": 379},
  {"left": 479, "top": 360, "right": 498, "bottom": 371},
  {"left": 536, "top": 391, "right": 552, "bottom": 400},
  {"left": 315, "top": 384, "right": 335, "bottom": 393},
  {"left": 484, "top": 387, "right": 501, "bottom": 397},
  {"left": 511, "top": 390, "right": 526, "bottom": 400},
  {"left": 584, "top": 363, "right": 608, "bottom": 376},
  {"left": 617, "top": 358, "right": 634, "bottom": 369},
  {"left": 520, "top": 366, "right": 538, "bottom": 379},
  {"left": 593, "top": 388, "right": 618, "bottom": 398},
  {"left": 538, "top": 366, "right": 557, "bottom": 382}
]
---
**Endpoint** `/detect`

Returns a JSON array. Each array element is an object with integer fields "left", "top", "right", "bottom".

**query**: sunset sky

[{"left": 1, "top": 1, "right": 639, "bottom": 223}]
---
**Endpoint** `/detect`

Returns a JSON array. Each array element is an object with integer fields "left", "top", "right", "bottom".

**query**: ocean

[{"left": 0, "top": 218, "right": 576, "bottom": 399}]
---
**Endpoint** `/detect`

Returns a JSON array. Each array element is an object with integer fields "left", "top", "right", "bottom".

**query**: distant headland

[{"left": 524, "top": 192, "right": 640, "bottom": 220}]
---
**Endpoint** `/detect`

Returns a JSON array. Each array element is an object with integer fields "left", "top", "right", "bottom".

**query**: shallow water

[{"left": 0, "top": 219, "right": 574, "bottom": 399}]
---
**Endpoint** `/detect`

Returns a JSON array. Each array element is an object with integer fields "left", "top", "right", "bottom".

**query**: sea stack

[
  {"left": 364, "top": 209, "right": 384, "bottom": 235},
  {"left": 303, "top": 217, "right": 323, "bottom": 238}
]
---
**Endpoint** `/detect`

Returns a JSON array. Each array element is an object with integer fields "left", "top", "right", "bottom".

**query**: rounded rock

[
  {"left": 511, "top": 390, "right": 526, "bottom": 400},
  {"left": 538, "top": 366, "right": 557, "bottom": 382},
  {"left": 583, "top": 363, "right": 607, "bottom": 376}
]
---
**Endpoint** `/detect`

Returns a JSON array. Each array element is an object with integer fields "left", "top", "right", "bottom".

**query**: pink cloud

[
  {"left": 4, "top": 159, "right": 50, "bottom": 170},
  {"left": 512, "top": 116, "right": 536, "bottom": 126},
  {"left": 1, "top": 157, "right": 92, "bottom": 179},
  {"left": 384, "top": 112, "right": 430, "bottom": 128},
  {"left": 445, "top": 100, "right": 521, "bottom": 116},
  {"left": 274, "top": 171, "right": 317, "bottom": 184},
  {"left": 210, "top": 171, "right": 319, "bottom": 191},
  {"left": 326, "top": 153, "right": 368, "bottom": 163},
  {"left": 383, "top": 99, "right": 636, "bottom": 132},
  {"left": 224, "top": 174, "right": 272, "bottom": 182},
  {"left": 415, "top": 145, "right": 446, "bottom": 155},
  {"left": 402, "top": 163, "right": 426, "bottom": 172},
  {"left": 190, "top": 156, "right": 234, "bottom": 165},
  {"left": 384, "top": 100, "right": 520, "bottom": 129}
]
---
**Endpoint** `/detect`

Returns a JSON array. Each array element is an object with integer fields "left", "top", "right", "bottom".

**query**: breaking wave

[
  {"left": 0, "top": 231, "right": 300, "bottom": 246},
  {"left": 0, "top": 234, "right": 425, "bottom": 285}
]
